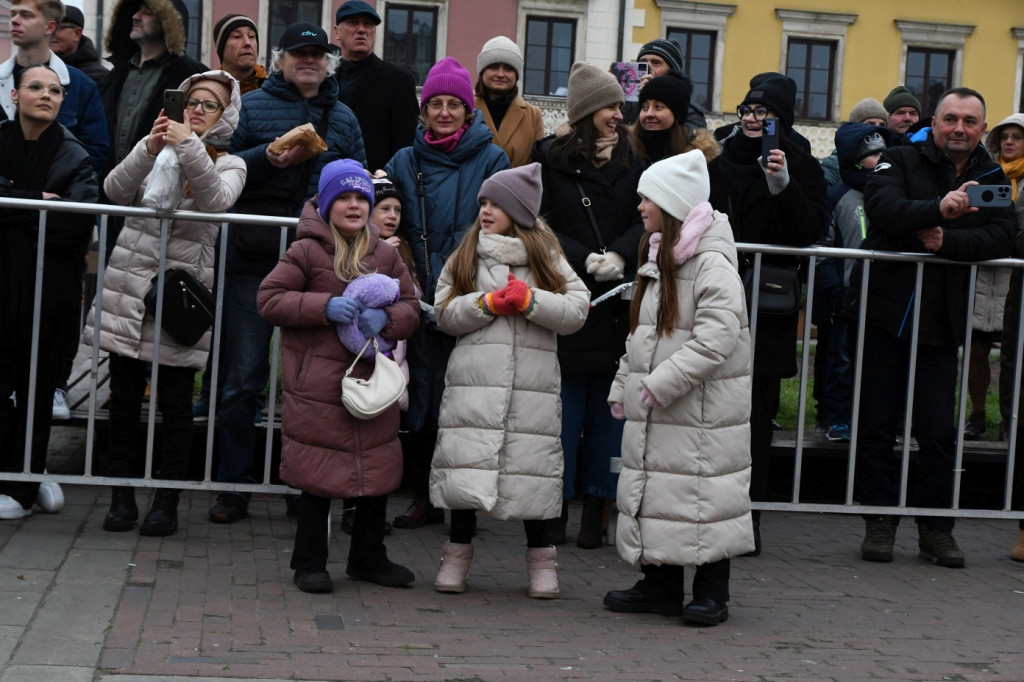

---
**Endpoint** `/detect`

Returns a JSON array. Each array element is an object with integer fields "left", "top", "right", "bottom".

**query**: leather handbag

[
  {"left": 743, "top": 263, "right": 802, "bottom": 318},
  {"left": 341, "top": 337, "right": 405, "bottom": 420},
  {"left": 143, "top": 268, "right": 215, "bottom": 346}
]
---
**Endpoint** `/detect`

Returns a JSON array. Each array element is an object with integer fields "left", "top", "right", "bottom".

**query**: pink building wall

[{"left": 445, "top": 0, "right": 519, "bottom": 76}]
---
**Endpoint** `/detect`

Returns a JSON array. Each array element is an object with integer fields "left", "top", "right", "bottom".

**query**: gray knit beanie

[
  {"left": 883, "top": 86, "right": 921, "bottom": 114},
  {"left": 477, "top": 36, "right": 523, "bottom": 78},
  {"left": 477, "top": 163, "right": 543, "bottom": 228},
  {"left": 567, "top": 62, "right": 625, "bottom": 126},
  {"left": 849, "top": 97, "right": 889, "bottom": 124}
]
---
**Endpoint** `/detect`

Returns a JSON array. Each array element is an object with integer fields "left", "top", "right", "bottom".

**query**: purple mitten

[{"left": 336, "top": 273, "right": 401, "bottom": 359}]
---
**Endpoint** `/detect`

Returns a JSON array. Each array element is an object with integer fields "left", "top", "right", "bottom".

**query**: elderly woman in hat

[
  {"left": 474, "top": 36, "right": 544, "bottom": 168},
  {"left": 707, "top": 75, "right": 828, "bottom": 555},
  {"left": 532, "top": 62, "right": 644, "bottom": 549}
]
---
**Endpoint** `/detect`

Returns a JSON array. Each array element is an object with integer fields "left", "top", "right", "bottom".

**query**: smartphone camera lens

[{"left": 982, "top": 190, "right": 994, "bottom": 203}]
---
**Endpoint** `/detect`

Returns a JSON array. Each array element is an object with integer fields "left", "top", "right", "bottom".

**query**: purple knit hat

[
  {"left": 318, "top": 159, "right": 374, "bottom": 224},
  {"left": 420, "top": 57, "right": 474, "bottom": 110}
]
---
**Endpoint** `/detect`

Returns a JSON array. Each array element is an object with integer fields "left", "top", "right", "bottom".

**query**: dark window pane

[
  {"left": 786, "top": 39, "right": 835, "bottom": 120},
  {"left": 524, "top": 16, "right": 576, "bottom": 97},
  {"left": 906, "top": 47, "right": 953, "bottom": 116},
  {"left": 666, "top": 28, "right": 716, "bottom": 111},
  {"left": 267, "top": 0, "right": 322, "bottom": 64},
  {"left": 383, "top": 5, "right": 437, "bottom": 85}
]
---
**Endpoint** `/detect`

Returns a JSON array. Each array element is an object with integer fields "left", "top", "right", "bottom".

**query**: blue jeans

[
  {"left": 560, "top": 371, "right": 623, "bottom": 500},
  {"left": 824, "top": 315, "right": 853, "bottom": 427},
  {"left": 215, "top": 270, "right": 274, "bottom": 499}
]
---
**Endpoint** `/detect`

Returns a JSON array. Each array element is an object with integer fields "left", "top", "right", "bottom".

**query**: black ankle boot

[
  {"left": 103, "top": 486, "right": 138, "bottom": 532},
  {"left": 140, "top": 489, "right": 179, "bottom": 537}
]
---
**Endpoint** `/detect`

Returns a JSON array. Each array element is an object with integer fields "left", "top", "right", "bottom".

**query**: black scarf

[
  {"left": 0, "top": 117, "right": 63, "bottom": 192},
  {"left": 637, "top": 127, "right": 671, "bottom": 165},
  {"left": 484, "top": 94, "right": 514, "bottom": 130},
  {"left": 716, "top": 131, "right": 766, "bottom": 202}
]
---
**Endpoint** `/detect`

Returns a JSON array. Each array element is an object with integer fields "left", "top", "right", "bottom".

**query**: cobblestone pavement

[{"left": 1, "top": 429, "right": 1023, "bottom": 681}]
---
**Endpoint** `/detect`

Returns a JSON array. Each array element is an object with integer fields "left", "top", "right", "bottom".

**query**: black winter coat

[
  {"left": 532, "top": 133, "right": 644, "bottom": 373},
  {"left": 708, "top": 128, "right": 828, "bottom": 377},
  {"left": 862, "top": 134, "right": 1017, "bottom": 346}
]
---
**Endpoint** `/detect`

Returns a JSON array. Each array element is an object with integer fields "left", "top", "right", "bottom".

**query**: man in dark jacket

[
  {"left": 100, "top": 0, "right": 206, "bottom": 178},
  {"left": 49, "top": 5, "right": 108, "bottom": 86},
  {"left": 855, "top": 87, "right": 1017, "bottom": 568},
  {"left": 332, "top": 0, "right": 418, "bottom": 171}
]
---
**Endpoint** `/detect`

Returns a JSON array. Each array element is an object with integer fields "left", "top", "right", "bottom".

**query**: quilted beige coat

[
  {"left": 83, "top": 71, "right": 246, "bottom": 369},
  {"left": 609, "top": 212, "right": 755, "bottom": 567},
  {"left": 429, "top": 232, "right": 590, "bottom": 520}
]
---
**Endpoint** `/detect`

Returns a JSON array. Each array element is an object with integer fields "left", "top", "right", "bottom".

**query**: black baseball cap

[
  {"left": 335, "top": 0, "right": 381, "bottom": 25},
  {"left": 62, "top": 5, "right": 85, "bottom": 28},
  {"left": 278, "top": 22, "right": 338, "bottom": 53}
]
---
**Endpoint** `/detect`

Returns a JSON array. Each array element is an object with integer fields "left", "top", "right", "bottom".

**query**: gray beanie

[
  {"left": 567, "top": 62, "right": 625, "bottom": 126},
  {"left": 883, "top": 86, "right": 921, "bottom": 114},
  {"left": 849, "top": 97, "right": 889, "bottom": 124},
  {"left": 477, "top": 163, "right": 543, "bottom": 228},
  {"left": 477, "top": 36, "right": 523, "bottom": 78}
]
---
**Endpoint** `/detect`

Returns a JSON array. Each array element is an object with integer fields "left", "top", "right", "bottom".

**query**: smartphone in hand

[
  {"left": 966, "top": 184, "right": 1012, "bottom": 208},
  {"left": 610, "top": 61, "right": 649, "bottom": 102},
  {"left": 163, "top": 89, "right": 184, "bottom": 123},
  {"left": 761, "top": 117, "right": 779, "bottom": 167}
]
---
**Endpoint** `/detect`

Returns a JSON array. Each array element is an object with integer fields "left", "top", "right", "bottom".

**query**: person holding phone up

[{"left": 707, "top": 76, "right": 828, "bottom": 556}]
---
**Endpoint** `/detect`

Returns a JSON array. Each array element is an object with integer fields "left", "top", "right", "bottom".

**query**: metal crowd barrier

[{"left": 2, "top": 197, "right": 1023, "bottom": 522}]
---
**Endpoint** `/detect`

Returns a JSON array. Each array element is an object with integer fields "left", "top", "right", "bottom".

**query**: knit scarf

[
  {"left": 1000, "top": 156, "right": 1024, "bottom": 201},
  {"left": 592, "top": 132, "right": 618, "bottom": 168},
  {"left": 424, "top": 122, "right": 471, "bottom": 155},
  {"left": 637, "top": 127, "right": 671, "bottom": 164},
  {"left": 647, "top": 202, "right": 714, "bottom": 265}
]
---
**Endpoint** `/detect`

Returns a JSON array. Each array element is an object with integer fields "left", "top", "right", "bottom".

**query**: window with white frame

[
  {"left": 656, "top": 1, "right": 735, "bottom": 113},
  {"left": 383, "top": 3, "right": 438, "bottom": 85},
  {"left": 181, "top": 0, "right": 202, "bottom": 62},
  {"left": 895, "top": 20, "right": 974, "bottom": 117},
  {"left": 519, "top": 0, "right": 585, "bottom": 98},
  {"left": 776, "top": 9, "right": 855, "bottom": 122},
  {"left": 1014, "top": 28, "right": 1024, "bottom": 114}
]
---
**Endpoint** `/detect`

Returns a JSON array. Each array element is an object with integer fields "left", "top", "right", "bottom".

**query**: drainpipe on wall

[{"left": 616, "top": 0, "right": 626, "bottom": 62}]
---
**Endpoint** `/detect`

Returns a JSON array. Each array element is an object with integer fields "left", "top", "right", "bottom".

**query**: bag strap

[
  {"left": 416, "top": 160, "right": 429, "bottom": 281},
  {"left": 575, "top": 182, "right": 607, "bottom": 253},
  {"left": 344, "top": 336, "right": 379, "bottom": 377}
]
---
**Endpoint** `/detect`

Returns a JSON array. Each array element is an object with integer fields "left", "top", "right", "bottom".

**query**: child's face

[
  {"left": 328, "top": 191, "right": 370, "bottom": 236},
  {"left": 370, "top": 197, "right": 402, "bottom": 238},
  {"left": 638, "top": 196, "right": 663, "bottom": 234},
  {"left": 479, "top": 198, "right": 512, "bottom": 235},
  {"left": 858, "top": 152, "right": 883, "bottom": 170}
]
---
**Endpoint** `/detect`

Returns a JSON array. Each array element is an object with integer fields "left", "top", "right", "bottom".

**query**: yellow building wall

[{"left": 633, "top": 0, "right": 1024, "bottom": 121}]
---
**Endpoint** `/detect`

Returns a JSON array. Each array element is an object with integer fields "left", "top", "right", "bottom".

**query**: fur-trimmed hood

[
  {"left": 986, "top": 113, "right": 1024, "bottom": 161},
  {"left": 104, "top": 0, "right": 189, "bottom": 58}
]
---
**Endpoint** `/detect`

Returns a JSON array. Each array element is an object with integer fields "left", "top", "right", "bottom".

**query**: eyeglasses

[
  {"left": 19, "top": 82, "right": 66, "bottom": 98},
  {"left": 737, "top": 105, "right": 769, "bottom": 121},
  {"left": 426, "top": 99, "right": 465, "bottom": 114},
  {"left": 186, "top": 98, "right": 222, "bottom": 113}
]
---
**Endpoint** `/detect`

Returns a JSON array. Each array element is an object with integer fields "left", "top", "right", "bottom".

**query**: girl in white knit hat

[{"left": 603, "top": 149, "right": 754, "bottom": 626}]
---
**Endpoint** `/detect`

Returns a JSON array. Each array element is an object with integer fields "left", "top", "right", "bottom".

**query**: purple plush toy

[{"left": 336, "top": 273, "right": 401, "bottom": 359}]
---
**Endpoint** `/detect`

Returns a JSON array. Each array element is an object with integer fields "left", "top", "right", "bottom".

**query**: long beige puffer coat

[
  {"left": 610, "top": 212, "right": 755, "bottom": 567},
  {"left": 83, "top": 71, "right": 247, "bottom": 369},
  {"left": 429, "top": 232, "right": 590, "bottom": 520}
]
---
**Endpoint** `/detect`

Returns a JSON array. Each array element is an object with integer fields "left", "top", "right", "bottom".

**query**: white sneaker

[
  {"left": 0, "top": 494, "right": 31, "bottom": 519},
  {"left": 52, "top": 389, "right": 70, "bottom": 420},
  {"left": 36, "top": 482, "right": 64, "bottom": 513}
]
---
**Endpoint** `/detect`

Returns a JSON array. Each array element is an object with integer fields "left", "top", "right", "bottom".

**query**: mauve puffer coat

[{"left": 257, "top": 200, "right": 420, "bottom": 499}]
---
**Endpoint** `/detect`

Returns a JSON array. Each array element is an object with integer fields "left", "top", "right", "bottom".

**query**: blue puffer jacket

[
  {"left": 384, "top": 115, "right": 510, "bottom": 299},
  {"left": 228, "top": 72, "right": 367, "bottom": 271}
]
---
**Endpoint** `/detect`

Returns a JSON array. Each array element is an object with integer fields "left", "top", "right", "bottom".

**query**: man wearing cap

[
  {"left": 883, "top": 85, "right": 922, "bottom": 140},
  {"left": 49, "top": 5, "right": 109, "bottom": 85},
  {"left": 855, "top": 87, "right": 1016, "bottom": 568},
  {"left": 213, "top": 14, "right": 265, "bottom": 94},
  {"left": 210, "top": 22, "right": 367, "bottom": 526},
  {"left": 100, "top": 0, "right": 206, "bottom": 178},
  {"left": 332, "top": 0, "right": 417, "bottom": 171},
  {"left": 0, "top": 0, "right": 109, "bottom": 175}
]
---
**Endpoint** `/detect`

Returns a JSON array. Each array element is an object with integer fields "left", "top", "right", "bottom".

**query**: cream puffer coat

[
  {"left": 610, "top": 212, "right": 755, "bottom": 567},
  {"left": 84, "top": 71, "right": 247, "bottom": 369},
  {"left": 429, "top": 232, "right": 590, "bottom": 520}
]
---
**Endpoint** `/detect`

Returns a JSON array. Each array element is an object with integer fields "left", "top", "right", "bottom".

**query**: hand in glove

[
  {"left": 357, "top": 307, "right": 389, "bottom": 337},
  {"left": 481, "top": 274, "right": 533, "bottom": 315},
  {"left": 610, "top": 402, "right": 625, "bottom": 420},
  {"left": 585, "top": 251, "right": 626, "bottom": 282},
  {"left": 761, "top": 148, "right": 790, "bottom": 195},
  {"left": 641, "top": 387, "right": 663, "bottom": 409},
  {"left": 326, "top": 296, "right": 362, "bottom": 324}
]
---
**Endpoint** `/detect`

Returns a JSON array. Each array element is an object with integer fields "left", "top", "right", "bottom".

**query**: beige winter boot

[
  {"left": 434, "top": 542, "right": 473, "bottom": 593},
  {"left": 526, "top": 546, "right": 559, "bottom": 599},
  {"left": 1011, "top": 530, "right": 1024, "bottom": 562}
]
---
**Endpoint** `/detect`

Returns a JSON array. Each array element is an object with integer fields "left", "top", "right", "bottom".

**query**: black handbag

[
  {"left": 144, "top": 268, "right": 215, "bottom": 346},
  {"left": 743, "top": 263, "right": 801, "bottom": 317}
]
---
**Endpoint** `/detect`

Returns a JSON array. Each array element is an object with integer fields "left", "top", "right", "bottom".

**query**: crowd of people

[{"left": 1, "top": 0, "right": 1023, "bottom": 628}]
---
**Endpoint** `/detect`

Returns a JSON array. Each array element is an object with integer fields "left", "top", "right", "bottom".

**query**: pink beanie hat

[{"left": 420, "top": 57, "right": 474, "bottom": 110}]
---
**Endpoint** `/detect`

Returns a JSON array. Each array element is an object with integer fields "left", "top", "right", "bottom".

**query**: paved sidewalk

[{"left": 1, "top": 436, "right": 1023, "bottom": 681}]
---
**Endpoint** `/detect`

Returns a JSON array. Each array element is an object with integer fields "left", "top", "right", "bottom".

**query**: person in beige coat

[
  {"left": 474, "top": 36, "right": 545, "bottom": 168},
  {"left": 603, "top": 150, "right": 753, "bottom": 626},
  {"left": 83, "top": 70, "right": 246, "bottom": 536},
  {"left": 429, "top": 163, "right": 590, "bottom": 598}
]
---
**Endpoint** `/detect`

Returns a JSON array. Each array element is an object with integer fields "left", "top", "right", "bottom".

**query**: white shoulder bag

[{"left": 341, "top": 337, "right": 405, "bottom": 420}]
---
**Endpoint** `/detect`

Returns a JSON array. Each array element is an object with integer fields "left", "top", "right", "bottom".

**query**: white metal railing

[{"left": 2, "top": 196, "right": 1024, "bottom": 520}]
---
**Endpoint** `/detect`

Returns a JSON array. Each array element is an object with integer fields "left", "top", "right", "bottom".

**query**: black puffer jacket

[
  {"left": 532, "top": 131, "right": 644, "bottom": 373},
  {"left": 708, "top": 127, "right": 828, "bottom": 377},
  {"left": 862, "top": 134, "right": 1017, "bottom": 346},
  {"left": 62, "top": 35, "right": 109, "bottom": 87}
]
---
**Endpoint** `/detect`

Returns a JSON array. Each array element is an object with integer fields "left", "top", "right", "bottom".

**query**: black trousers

[
  {"left": 853, "top": 324, "right": 958, "bottom": 531},
  {"left": 449, "top": 509, "right": 549, "bottom": 547},
  {"left": 105, "top": 354, "right": 195, "bottom": 481},
  {"left": 291, "top": 493, "right": 390, "bottom": 571},
  {"left": 748, "top": 375, "right": 781, "bottom": 502},
  {"left": 641, "top": 559, "right": 731, "bottom": 603}
]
